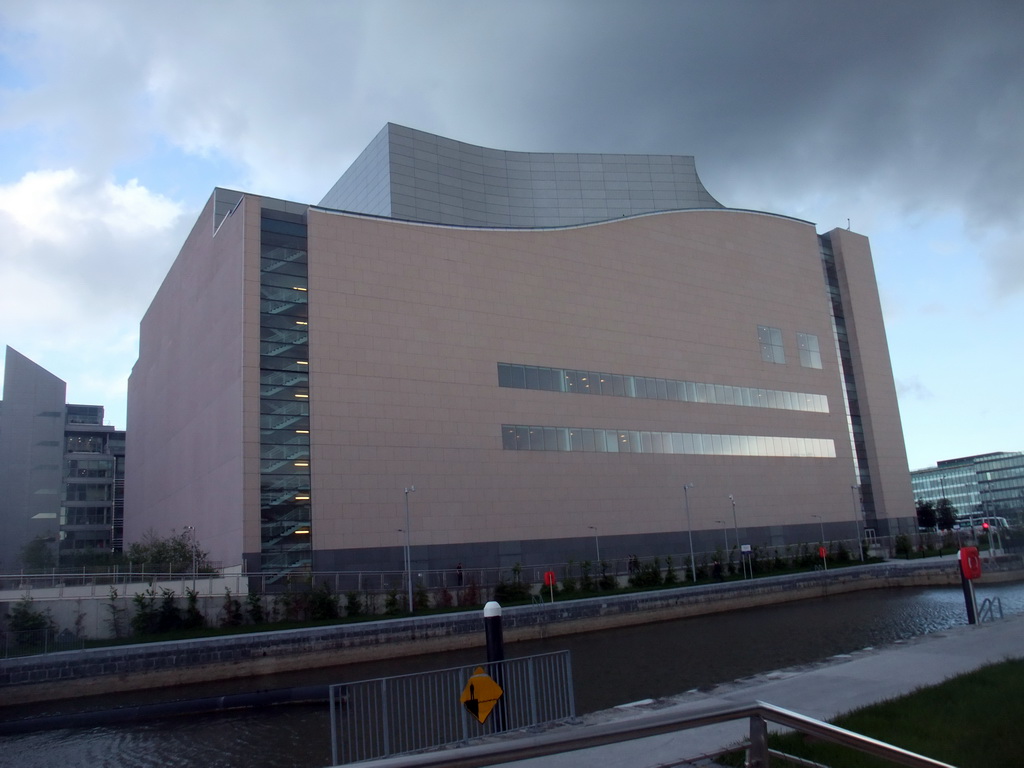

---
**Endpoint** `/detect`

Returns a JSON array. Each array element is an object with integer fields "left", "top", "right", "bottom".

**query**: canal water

[{"left": 2, "top": 581, "right": 1023, "bottom": 768}]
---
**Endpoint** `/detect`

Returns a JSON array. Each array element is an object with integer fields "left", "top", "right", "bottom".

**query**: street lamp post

[
  {"left": 851, "top": 484, "right": 865, "bottom": 561},
  {"left": 588, "top": 526, "right": 601, "bottom": 563},
  {"left": 404, "top": 486, "right": 415, "bottom": 613},
  {"left": 728, "top": 495, "right": 745, "bottom": 579},
  {"left": 683, "top": 483, "right": 696, "bottom": 583},
  {"left": 813, "top": 514, "right": 827, "bottom": 571},
  {"left": 184, "top": 525, "right": 197, "bottom": 591}
]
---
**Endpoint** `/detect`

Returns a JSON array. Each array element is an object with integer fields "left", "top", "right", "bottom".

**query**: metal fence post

[
  {"left": 381, "top": 677, "right": 390, "bottom": 757},
  {"left": 748, "top": 714, "right": 769, "bottom": 767},
  {"left": 527, "top": 656, "right": 538, "bottom": 726}
]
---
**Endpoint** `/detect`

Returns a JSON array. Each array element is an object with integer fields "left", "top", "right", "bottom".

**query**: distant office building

[
  {"left": 126, "top": 124, "right": 914, "bottom": 578},
  {"left": 0, "top": 347, "right": 125, "bottom": 570},
  {"left": 911, "top": 452, "right": 1024, "bottom": 525}
]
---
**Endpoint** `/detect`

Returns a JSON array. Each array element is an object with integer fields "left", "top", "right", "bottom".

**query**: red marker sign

[
  {"left": 960, "top": 546, "right": 982, "bottom": 580},
  {"left": 544, "top": 570, "right": 556, "bottom": 603}
]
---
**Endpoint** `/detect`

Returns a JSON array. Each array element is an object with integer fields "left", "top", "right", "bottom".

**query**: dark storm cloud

[{"left": 420, "top": 1, "right": 1021, "bottom": 229}]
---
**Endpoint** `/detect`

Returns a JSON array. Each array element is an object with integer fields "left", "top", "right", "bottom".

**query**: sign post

[
  {"left": 959, "top": 546, "right": 981, "bottom": 624},
  {"left": 544, "top": 570, "right": 556, "bottom": 603}
]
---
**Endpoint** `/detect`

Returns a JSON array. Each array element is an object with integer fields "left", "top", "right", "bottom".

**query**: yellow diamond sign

[{"left": 460, "top": 666, "right": 503, "bottom": 724}]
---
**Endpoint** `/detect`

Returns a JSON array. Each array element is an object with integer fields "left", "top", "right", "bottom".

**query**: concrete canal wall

[{"left": 1, "top": 560, "right": 1016, "bottom": 706}]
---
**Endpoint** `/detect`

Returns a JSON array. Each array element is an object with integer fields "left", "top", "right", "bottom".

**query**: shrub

[
  {"left": 561, "top": 559, "right": 578, "bottom": 594},
  {"left": 183, "top": 587, "right": 206, "bottom": 629},
  {"left": 220, "top": 588, "right": 243, "bottom": 627},
  {"left": 436, "top": 587, "right": 454, "bottom": 608},
  {"left": 773, "top": 548, "right": 788, "bottom": 571},
  {"left": 106, "top": 587, "right": 127, "bottom": 638},
  {"left": 344, "top": 591, "right": 364, "bottom": 617},
  {"left": 696, "top": 554, "right": 709, "bottom": 581},
  {"left": 894, "top": 533, "right": 912, "bottom": 559},
  {"left": 663, "top": 556, "right": 678, "bottom": 585},
  {"left": 156, "top": 587, "right": 183, "bottom": 632},
  {"left": 131, "top": 588, "right": 158, "bottom": 635},
  {"left": 246, "top": 592, "right": 265, "bottom": 624},
  {"left": 126, "top": 529, "right": 211, "bottom": 573},
  {"left": 5, "top": 596, "right": 55, "bottom": 649},
  {"left": 835, "top": 541, "right": 852, "bottom": 563},
  {"left": 494, "top": 579, "right": 532, "bottom": 603},
  {"left": 797, "top": 543, "right": 816, "bottom": 568},
  {"left": 309, "top": 583, "right": 340, "bottom": 620},
  {"left": 414, "top": 582, "right": 430, "bottom": 611},
  {"left": 599, "top": 561, "right": 617, "bottom": 590},
  {"left": 459, "top": 580, "right": 481, "bottom": 607},
  {"left": 273, "top": 591, "right": 311, "bottom": 622},
  {"left": 7, "top": 596, "right": 54, "bottom": 634},
  {"left": 629, "top": 557, "right": 663, "bottom": 588}
]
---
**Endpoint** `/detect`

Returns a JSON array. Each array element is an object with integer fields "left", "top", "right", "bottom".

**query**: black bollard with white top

[
  {"left": 483, "top": 601, "right": 505, "bottom": 663},
  {"left": 483, "top": 601, "right": 506, "bottom": 730}
]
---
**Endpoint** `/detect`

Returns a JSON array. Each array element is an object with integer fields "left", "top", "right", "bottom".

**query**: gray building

[
  {"left": 0, "top": 347, "right": 125, "bottom": 570},
  {"left": 127, "top": 124, "right": 913, "bottom": 579},
  {"left": 319, "top": 123, "right": 724, "bottom": 227},
  {"left": 911, "top": 452, "right": 1024, "bottom": 526}
]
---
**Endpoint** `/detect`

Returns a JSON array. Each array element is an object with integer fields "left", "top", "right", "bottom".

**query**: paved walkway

[{"left": 491, "top": 610, "right": 1024, "bottom": 767}]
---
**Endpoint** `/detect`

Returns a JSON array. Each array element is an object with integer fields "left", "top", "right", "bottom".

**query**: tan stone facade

[{"left": 127, "top": 193, "right": 913, "bottom": 575}]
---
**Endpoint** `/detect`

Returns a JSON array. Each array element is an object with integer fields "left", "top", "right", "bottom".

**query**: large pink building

[{"left": 125, "top": 124, "right": 913, "bottom": 579}]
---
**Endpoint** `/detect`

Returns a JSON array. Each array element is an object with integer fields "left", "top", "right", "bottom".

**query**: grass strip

[{"left": 721, "top": 658, "right": 1024, "bottom": 767}]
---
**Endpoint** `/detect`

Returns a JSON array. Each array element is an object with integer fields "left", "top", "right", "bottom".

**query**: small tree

[
  {"left": 156, "top": 587, "right": 183, "bottom": 632},
  {"left": 579, "top": 560, "right": 595, "bottom": 592},
  {"left": 126, "top": 529, "right": 210, "bottom": 573},
  {"left": 663, "top": 556, "right": 678, "bottom": 585},
  {"left": 246, "top": 592, "right": 266, "bottom": 624},
  {"left": 7, "top": 596, "right": 55, "bottom": 641},
  {"left": 344, "top": 591, "right": 364, "bottom": 617},
  {"left": 19, "top": 537, "right": 56, "bottom": 571},
  {"left": 106, "top": 587, "right": 127, "bottom": 638},
  {"left": 183, "top": 587, "right": 206, "bottom": 629},
  {"left": 309, "top": 583, "right": 341, "bottom": 620},
  {"left": 413, "top": 581, "right": 430, "bottom": 611},
  {"left": 936, "top": 498, "right": 958, "bottom": 531},
  {"left": 894, "top": 533, "right": 912, "bottom": 559},
  {"left": 598, "top": 560, "right": 616, "bottom": 590},
  {"left": 220, "top": 588, "right": 243, "bottom": 627},
  {"left": 916, "top": 500, "right": 937, "bottom": 530},
  {"left": 131, "top": 588, "right": 158, "bottom": 635},
  {"left": 459, "top": 579, "right": 481, "bottom": 607}
]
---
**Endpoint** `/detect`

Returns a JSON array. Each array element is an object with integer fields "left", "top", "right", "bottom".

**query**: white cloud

[
  {"left": 895, "top": 377, "right": 934, "bottom": 402},
  {"left": 0, "top": 169, "right": 189, "bottom": 426}
]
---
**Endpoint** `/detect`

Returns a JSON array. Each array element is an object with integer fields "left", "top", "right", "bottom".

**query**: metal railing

[
  {"left": 350, "top": 699, "right": 954, "bottom": 768},
  {"left": 1, "top": 532, "right": 976, "bottom": 597},
  {"left": 329, "top": 650, "right": 575, "bottom": 765},
  {"left": 1, "top": 628, "right": 85, "bottom": 659}
]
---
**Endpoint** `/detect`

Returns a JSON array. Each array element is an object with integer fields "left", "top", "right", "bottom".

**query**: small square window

[{"left": 797, "top": 332, "right": 823, "bottom": 369}]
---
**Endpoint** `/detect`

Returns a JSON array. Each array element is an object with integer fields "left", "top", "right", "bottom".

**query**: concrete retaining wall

[{"left": 0, "top": 560, "right": 1012, "bottom": 706}]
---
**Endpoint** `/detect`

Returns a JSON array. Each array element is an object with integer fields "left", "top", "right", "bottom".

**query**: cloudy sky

[{"left": 0, "top": 0, "right": 1020, "bottom": 471}]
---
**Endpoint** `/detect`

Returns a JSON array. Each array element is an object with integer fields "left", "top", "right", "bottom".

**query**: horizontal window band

[
  {"left": 501, "top": 424, "right": 836, "bottom": 459},
  {"left": 498, "top": 362, "right": 828, "bottom": 414}
]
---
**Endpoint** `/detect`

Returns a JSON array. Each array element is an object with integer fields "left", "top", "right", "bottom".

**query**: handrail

[
  {"left": 750, "top": 701, "right": 955, "bottom": 767},
  {"left": 978, "top": 596, "right": 1003, "bottom": 623},
  {"left": 347, "top": 699, "right": 955, "bottom": 768}
]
